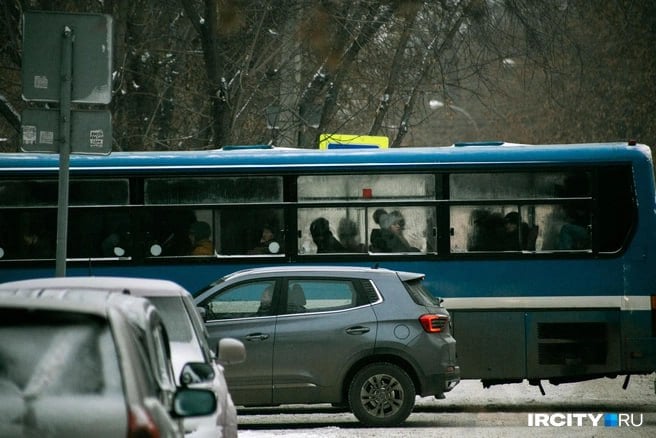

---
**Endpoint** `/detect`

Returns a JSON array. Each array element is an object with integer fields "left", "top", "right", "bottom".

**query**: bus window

[
  {"left": 450, "top": 172, "right": 567, "bottom": 199},
  {"left": 218, "top": 208, "right": 284, "bottom": 256},
  {"left": 368, "top": 207, "right": 434, "bottom": 253},
  {"left": 0, "top": 180, "right": 57, "bottom": 206},
  {"left": 449, "top": 171, "right": 593, "bottom": 253},
  {"left": 0, "top": 210, "right": 55, "bottom": 260},
  {"left": 145, "top": 209, "right": 215, "bottom": 257},
  {"left": 551, "top": 172, "right": 592, "bottom": 251},
  {"left": 596, "top": 166, "right": 635, "bottom": 252},
  {"left": 298, "top": 174, "right": 435, "bottom": 201},
  {"left": 69, "top": 179, "right": 129, "bottom": 205},
  {"left": 298, "top": 207, "right": 434, "bottom": 254},
  {"left": 297, "top": 174, "right": 436, "bottom": 254},
  {"left": 68, "top": 209, "right": 133, "bottom": 259},
  {"left": 451, "top": 206, "right": 539, "bottom": 252},
  {"left": 144, "top": 176, "right": 283, "bottom": 204},
  {"left": 0, "top": 179, "right": 128, "bottom": 207},
  {"left": 298, "top": 208, "right": 365, "bottom": 254}
]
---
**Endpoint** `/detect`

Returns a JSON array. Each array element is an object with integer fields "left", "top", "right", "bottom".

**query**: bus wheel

[{"left": 348, "top": 362, "right": 415, "bottom": 427}]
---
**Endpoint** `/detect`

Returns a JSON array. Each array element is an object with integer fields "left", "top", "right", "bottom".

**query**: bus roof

[{"left": 0, "top": 141, "right": 651, "bottom": 174}]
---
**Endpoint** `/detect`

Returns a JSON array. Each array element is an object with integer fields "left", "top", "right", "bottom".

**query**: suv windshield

[{"left": 403, "top": 279, "right": 442, "bottom": 307}]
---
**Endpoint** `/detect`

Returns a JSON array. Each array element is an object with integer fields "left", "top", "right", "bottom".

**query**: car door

[
  {"left": 272, "top": 277, "right": 377, "bottom": 404},
  {"left": 197, "top": 279, "right": 278, "bottom": 405}
]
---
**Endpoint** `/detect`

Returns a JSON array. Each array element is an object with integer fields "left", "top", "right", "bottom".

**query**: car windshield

[
  {"left": 147, "top": 296, "right": 194, "bottom": 342},
  {"left": 0, "top": 309, "right": 123, "bottom": 397},
  {"left": 194, "top": 277, "right": 226, "bottom": 296},
  {"left": 403, "top": 279, "right": 442, "bottom": 307}
]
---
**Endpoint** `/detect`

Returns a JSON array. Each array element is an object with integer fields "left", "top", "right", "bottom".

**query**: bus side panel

[
  {"left": 525, "top": 310, "right": 621, "bottom": 380},
  {"left": 451, "top": 310, "right": 526, "bottom": 380},
  {"left": 622, "top": 311, "right": 656, "bottom": 373}
]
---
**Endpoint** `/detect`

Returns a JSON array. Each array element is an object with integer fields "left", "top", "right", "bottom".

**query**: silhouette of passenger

[
  {"left": 189, "top": 221, "right": 213, "bottom": 255},
  {"left": 378, "top": 210, "right": 419, "bottom": 252},
  {"left": 310, "top": 217, "right": 345, "bottom": 253},
  {"left": 338, "top": 217, "right": 364, "bottom": 252}
]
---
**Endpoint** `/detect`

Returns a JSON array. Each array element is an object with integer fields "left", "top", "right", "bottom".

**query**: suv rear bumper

[{"left": 422, "top": 365, "right": 460, "bottom": 397}]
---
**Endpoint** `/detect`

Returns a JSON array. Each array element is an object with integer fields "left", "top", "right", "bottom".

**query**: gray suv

[{"left": 194, "top": 266, "right": 460, "bottom": 426}]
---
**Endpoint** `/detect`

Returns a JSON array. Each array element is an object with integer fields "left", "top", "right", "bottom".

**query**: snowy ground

[{"left": 237, "top": 374, "right": 656, "bottom": 437}]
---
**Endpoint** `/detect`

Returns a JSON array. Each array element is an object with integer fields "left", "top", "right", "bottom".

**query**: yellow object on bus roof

[{"left": 319, "top": 134, "right": 389, "bottom": 150}]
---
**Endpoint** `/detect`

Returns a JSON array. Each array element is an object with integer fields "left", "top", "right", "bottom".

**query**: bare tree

[{"left": 0, "top": 0, "right": 654, "bottom": 151}]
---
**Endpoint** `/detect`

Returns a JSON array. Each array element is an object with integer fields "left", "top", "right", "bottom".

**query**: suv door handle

[
  {"left": 345, "top": 326, "right": 370, "bottom": 335},
  {"left": 245, "top": 333, "right": 270, "bottom": 341}
]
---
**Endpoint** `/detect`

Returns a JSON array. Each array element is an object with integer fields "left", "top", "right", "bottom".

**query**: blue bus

[{"left": 1, "top": 141, "right": 655, "bottom": 388}]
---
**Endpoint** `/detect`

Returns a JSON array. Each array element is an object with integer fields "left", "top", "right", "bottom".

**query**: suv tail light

[
  {"left": 419, "top": 314, "right": 449, "bottom": 333},
  {"left": 128, "top": 404, "right": 160, "bottom": 438}
]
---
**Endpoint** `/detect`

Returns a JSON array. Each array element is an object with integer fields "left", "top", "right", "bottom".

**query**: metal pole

[{"left": 55, "top": 25, "right": 73, "bottom": 277}]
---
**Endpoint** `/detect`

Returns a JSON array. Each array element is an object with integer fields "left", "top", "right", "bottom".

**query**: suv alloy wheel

[{"left": 348, "top": 362, "right": 416, "bottom": 426}]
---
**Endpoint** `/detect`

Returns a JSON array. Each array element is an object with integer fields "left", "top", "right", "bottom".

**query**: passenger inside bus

[
  {"left": 337, "top": 217, "right": 365, "bottom": 252},
  {"left": 188, "top": 221, "right": 213, "bottom": 256},
  {"left": 369, "top": 208, "right": 388, "bottom": 252},
  {"left": 18, "top": 215, "right": 53, "bottom": 259},
  {"left": 310, "top": 217, "right": 345, "bottom": 253},
  {"left": 158, "top": 210, "right": 196, "bottom": 256},
  {"left": 501, "top": 212, "right": 537, "bottom": 251},
  {"left": 467, "top": 210, "right": 537, "bottom": 252},
  {"left": 101, "top": 219, "right": 131, "bottom": 257},
  {"left": 249, "top": 224, "right": 281, "bottom": 254},
  {"left": 378, "top": 210, "right": 419, "bottom": 252}
]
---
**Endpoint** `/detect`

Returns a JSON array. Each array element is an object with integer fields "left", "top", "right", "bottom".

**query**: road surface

[{"left": 238, "top": 374, "right": 656, "bottom": 437}]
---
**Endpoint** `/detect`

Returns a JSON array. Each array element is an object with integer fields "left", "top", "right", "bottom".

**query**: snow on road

[{"left": 238, "top": 374, "right": 656, "bottom": 437}]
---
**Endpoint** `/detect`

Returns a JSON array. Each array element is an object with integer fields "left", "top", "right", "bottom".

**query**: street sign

[
  {"left": 21, "top": 10, "right": 114, "bottom": 277},
  {"left": 22, "top": 11, "right": 113, "bottom": 104},
  {"left": 21, "top": 108, "right": 112, "bottom": 154}
]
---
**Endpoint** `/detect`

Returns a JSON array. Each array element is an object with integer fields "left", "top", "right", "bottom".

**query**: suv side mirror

[
  {"left": 216, "top": 337, "right": 246, "bottom": 365},
  {"left": 179, "top": 362, "right": 215, "bottom": 386}
]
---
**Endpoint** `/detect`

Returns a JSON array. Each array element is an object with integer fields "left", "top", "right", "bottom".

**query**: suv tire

[{"left": 348, "top": 362, "right": 416, "bottom": 426}]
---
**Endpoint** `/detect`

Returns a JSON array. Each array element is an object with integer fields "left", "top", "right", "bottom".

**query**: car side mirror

[
  {"left": 216, "top": 337, "right": 246, "bottom": 366},
  {"left": 172, "top": 388, "right": 217, "bottom": 418},
  {"left": 196, "top": 306, "right": 207, "bottom": 321},
  {"left": 179, "top": 362, "right": 215, "bottom": 386}
]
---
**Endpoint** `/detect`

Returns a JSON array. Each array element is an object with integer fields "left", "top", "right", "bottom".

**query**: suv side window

[
  {"left": 201, "top": 280, "right": 277, "bottom": 319},
  {"left": 283, "top": 279, "right": 365, "bottom": 315},
  {"left": 151, "top": 323, "right": 176, "bottom": 397}
]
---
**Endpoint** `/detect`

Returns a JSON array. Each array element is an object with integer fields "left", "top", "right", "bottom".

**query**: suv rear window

[
  {"left": 403, "top": 279, "right": 441, "bottom": 306},
  {"left": 0, "top": 309, "right": 123, "bottom": 395}
]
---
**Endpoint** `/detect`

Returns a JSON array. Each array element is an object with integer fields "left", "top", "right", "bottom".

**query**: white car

[
  {"left": 0, "top": 279, "right": 219, "bottom": 438},
  {"left": 124, "top": 279, "right": 246, "bottom": 438},
  {"left": 4, "top": 277, "right": 245, "bottom": 438}
]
